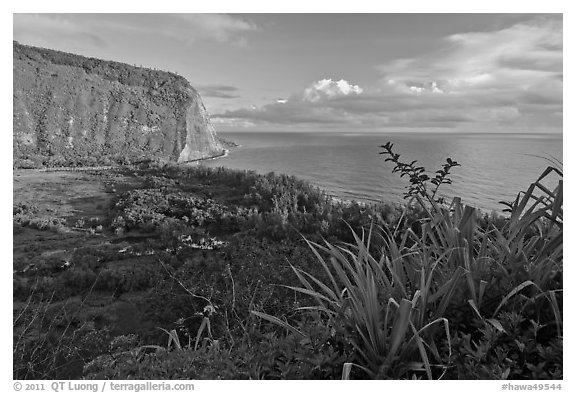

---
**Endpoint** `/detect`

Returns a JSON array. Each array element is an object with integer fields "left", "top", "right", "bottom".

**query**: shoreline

[
  {"left": 181, "top": 148, "right": 230, "bottom": 165},
  {"left": 13, "top": 147, "right": 234, "bottom": 172}
]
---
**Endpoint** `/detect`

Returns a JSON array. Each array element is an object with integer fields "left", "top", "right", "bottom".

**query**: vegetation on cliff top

[{"left": 14, "top": 41, "right": 193, "bottom": 96}]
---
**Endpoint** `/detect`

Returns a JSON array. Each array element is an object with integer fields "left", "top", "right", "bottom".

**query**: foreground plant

[
  {"left": 253, "top": 143, "right": 562, "bottom": 380},
  {"left": 379, "top": 141, "right": 460, "bottom": 206}
]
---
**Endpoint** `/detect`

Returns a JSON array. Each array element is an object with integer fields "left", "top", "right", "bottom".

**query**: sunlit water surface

[{"left": 200, "top": 132, "right": 562, "bottom": 212}]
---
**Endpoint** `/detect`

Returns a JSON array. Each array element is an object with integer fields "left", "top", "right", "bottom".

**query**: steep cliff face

[{"left": 13, "top": 42, "right": 224, "bottom": 168}]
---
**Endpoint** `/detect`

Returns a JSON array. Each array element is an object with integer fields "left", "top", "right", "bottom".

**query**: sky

[{"left": 13, "top": 13, "right": 563, "bottom": 134}]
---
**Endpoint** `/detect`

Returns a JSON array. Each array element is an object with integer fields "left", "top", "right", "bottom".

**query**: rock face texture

[{"left": 13, "top": 42, "right": 224, "bottom": 167}]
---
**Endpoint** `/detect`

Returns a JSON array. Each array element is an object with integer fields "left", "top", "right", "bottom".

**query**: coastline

[
  {"left": 181, "top": 148, "right": 230, "bottom": 165},
  {"left": 13, "top": 147, "right": 233, "bottom": 172}
]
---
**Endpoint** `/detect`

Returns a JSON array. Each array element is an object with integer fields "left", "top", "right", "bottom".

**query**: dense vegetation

[
  {"left": 14, "top": 41, "right": 192, "bottom": 101},
  {"left": 13, "top": 146, "right": 562, "bottom": 380}
]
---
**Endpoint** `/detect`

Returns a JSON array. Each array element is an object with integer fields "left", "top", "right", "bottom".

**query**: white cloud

[
  {"left": 405, "top": 81, "right": 444, "bottom": 95},
  {"left": 210, "top": 16, "right": 563, "bottom": 133},
  {"left": 303, "top": 78, "right": 363, "bottom": 102},
  {"left": 377, "top": 16, "right": 562, "bottom": 95}
]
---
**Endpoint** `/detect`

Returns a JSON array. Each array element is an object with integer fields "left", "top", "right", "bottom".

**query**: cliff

[{"left": 13, "top": 42, "right": 224, "bottom": 168}]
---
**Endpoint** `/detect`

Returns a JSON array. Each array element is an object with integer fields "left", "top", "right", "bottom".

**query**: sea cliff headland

[{"left": 13, "top": 42, "right": 225, "bottom": 168}]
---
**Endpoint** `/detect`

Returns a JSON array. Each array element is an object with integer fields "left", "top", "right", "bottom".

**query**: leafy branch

[{"left": 379, "top": 142, "right": 460, "bottom": 206}]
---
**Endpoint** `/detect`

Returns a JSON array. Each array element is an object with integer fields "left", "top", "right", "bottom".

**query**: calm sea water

[{"left": 200, "top": 132, "right": 563, "bottom": 212}]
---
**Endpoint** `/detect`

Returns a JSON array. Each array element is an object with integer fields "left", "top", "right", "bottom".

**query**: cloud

[
  {"left": 303, "top": 79, "right": 363, "bottom": 102},
  {"left": 173, "top": 14, "right": 258, "bottom": 46},
  {"left": 13, "top": 14, "right": 260, "bottom": 51},
  {"left": 13, "top": 14, "right": 107, "bottom": 50},
  {"left": 377, "top": 16, "right": 562, "bottom": 94},
  {"left": 197, "top": 85, "right": 240, "bottom": 99},
  {"left": 215, "top": 78, "right": 366, "bottom": 126},
  {"left": 217, "top": 16, "right": 562, "bottom": 133},
  {"left": 111, "top": 14, "right": 259, "bottom": 47}
]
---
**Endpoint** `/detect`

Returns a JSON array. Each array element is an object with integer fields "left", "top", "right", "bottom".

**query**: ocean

[{"left": 200, "top": 131, "right": 563, "bottom": 213}]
